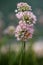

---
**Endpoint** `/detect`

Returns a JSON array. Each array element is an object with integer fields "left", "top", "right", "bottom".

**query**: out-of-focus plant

[{"left": 3, "top": 25, "right": 15, "bottom": 65}]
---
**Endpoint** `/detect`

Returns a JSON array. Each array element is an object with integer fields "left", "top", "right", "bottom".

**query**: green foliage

[
  {"left": 0, "top": 36, "right": 9, "bottom": 45},
  {"left": 0, "top": 48, "right": 43, "bottom": 65},
  {"left": 25, "top": 48, "right": 38, "bottom": 65}
]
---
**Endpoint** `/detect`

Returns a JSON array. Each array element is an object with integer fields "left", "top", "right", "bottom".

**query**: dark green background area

[{"left": 0, "top": 0, "right": 43, "bottom": 15}]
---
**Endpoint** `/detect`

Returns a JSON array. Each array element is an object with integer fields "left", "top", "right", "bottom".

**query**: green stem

[
  {"left": 19, "top": 41, "right": 26, "bottom": 65},
  {"left": 21, "top": 41, "right": 26, "bottom": 65},
  {"left": 23, "top": 41, "right": 25, "bottom": 65},
  {"left": 23, "top": 41, "right": 25, "bottom": 54}
]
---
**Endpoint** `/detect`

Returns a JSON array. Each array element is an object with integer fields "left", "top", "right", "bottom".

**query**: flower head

[
  {"left": 23, "top": 11, "right": 37, "bottom": 24},
  {"left": 15, "top": 21, "right": 34, "bottom": 41},
  {"left": 17, "top": 2, "right": 32, "bottom": 12},
  {"left": 16, "top": 11, "right": 37, "bottom": 24}
]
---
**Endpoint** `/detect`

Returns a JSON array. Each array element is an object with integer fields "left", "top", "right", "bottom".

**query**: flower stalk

[{"left": 15, "top": 2, "right": 37, "bottom": 65}]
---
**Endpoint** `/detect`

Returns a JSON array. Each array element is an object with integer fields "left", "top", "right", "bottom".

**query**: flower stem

[
  {"left": 22, "top": 41, "right": 26, "bottom": 65},
  {"left": 23, "top": 41, "right": 25, "bottom": 65},
  {"left": 19, "top": 41, "right": 26, "bottom": 65}
]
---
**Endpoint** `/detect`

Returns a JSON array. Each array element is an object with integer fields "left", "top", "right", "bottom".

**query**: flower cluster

[
  {"left": 17, "top": 2, "right": 32, "bottom": 12},
  {"left": 15, "top": 21, "right": 34, "bottom": 41},
  {"left": 16, "top": 11, "right": 37, "bottom": 24},
  {"left": 15, "top": 2, "right": 37, "bottom": 41}
]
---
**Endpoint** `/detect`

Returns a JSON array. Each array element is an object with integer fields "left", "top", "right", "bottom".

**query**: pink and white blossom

[
  {"left": 16, "top": 12, "right": 23, "bottom": 19},
  {"left": 17, "top": 2, "right": 32, "bottom": 11},
  {"left": 15, "top": 22, "right": 34, "bottom": 41},
  {"left": 23, "top": 11, "right": 37, "bottom": 24},
  {"left": 16, "top": 11, "right": 37, "bottom": 24},
  {"left": 17, "top": 2, "right": 29, "bottom": 8}
]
